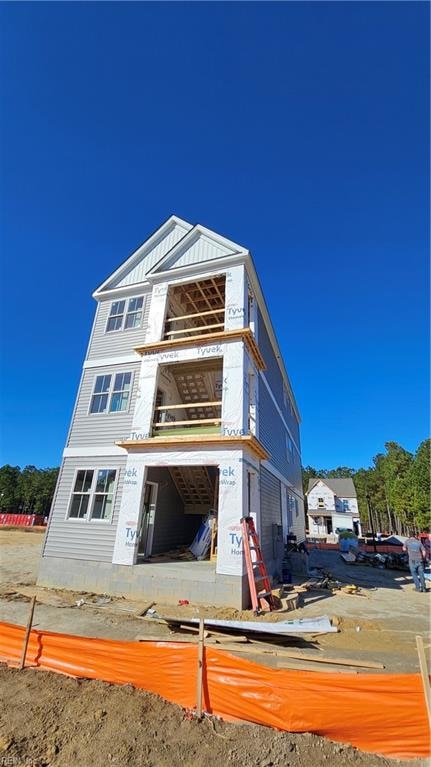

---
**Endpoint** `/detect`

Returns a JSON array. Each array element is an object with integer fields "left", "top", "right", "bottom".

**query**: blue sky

[{"left": 0, "top": 2, "right": 429, "bottom": 470}]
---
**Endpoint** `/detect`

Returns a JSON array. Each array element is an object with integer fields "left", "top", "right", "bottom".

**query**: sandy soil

[{"left": 0, "top": 665, "right": 426, "bottom": 767}]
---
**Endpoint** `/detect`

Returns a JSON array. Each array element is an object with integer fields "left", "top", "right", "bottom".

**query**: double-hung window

[
  {"left": 106, "top": 297, "right": 144, "bottom": 332},
  {"left": 89, "top": 372, "right": 132, "bottom": 414},
  {"left": 68, "top": 469, "right": 117, "bottom": 521}
]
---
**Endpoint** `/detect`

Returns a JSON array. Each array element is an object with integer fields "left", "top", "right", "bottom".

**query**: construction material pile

[{"left": 341, "top": 550, "right": 409, "bottom": 570}]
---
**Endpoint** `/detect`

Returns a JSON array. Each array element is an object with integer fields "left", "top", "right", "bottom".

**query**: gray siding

[
  {"left": 67, "top": 362, "right": 141, "bottom": 447},
  {"left": 257, "top": 308, "right": 300, "bottom": 447},
  {"left": 43, "top": 456, "right": 127, "bottom": 562},
  {"left": 260, "top": 466, "right": 282, "bottom": 577},
  {"left": 147, "top": 467, "right": 201, "bottom": 554},
  {"left": 87, "top": 292, "right": 152, "bottom": 360},
  {"left": 259, "top": 384, "right": 302, "bottom": 492}
]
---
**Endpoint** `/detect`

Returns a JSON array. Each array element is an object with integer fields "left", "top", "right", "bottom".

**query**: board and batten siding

[
  {"left": 86, "top": 292, "right": 152, "bottom": 360},
  {"left": 43, "top": 456, "right": 127, "bottom": 562},
  {"left": 257, "top": 308, "right": 300, "bottom": 447},
  {"left": 67, "top": 361, "right": 141, "bottom": 448},
  {"left": 146, "top": 468, "right": 201, "bottom": 555},
  {"left": 260, "top": 466, "right": 282, "bottom": 576}
]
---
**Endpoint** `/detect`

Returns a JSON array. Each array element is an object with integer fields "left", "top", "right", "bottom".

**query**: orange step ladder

[{"left": 241, "top": 516, "right": 275, "bottom": 614}]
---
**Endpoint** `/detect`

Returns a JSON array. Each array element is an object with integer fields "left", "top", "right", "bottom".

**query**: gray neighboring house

[
  {"left": 306, "top": 477, "right": 362, "bottom": 538},
  {"left": 38, "top": 215, "right": 305, "bottom": 608}
]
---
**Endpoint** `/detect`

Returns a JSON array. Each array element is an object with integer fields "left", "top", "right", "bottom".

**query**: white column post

[
  {"left": 112, "top": 458, "right": 147, "bottom": 565},
  {"left": 146, "top": 283, "right": 169, "bottom": 343},
  {"left": 225, "top": 265, "right": 247, "bottom": 330}
]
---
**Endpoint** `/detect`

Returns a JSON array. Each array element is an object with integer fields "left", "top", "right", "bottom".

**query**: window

[
  {"left": 289, "top": 494, "right": 298, "bottom": 519},
  {"left": 317, "top": 497, "right": 325, "bottom": 507},
  {"left": 110, "top": 372, "right": 132, "bottom": 412},
  {"left": 90, "top": 372, "right": 132, "bottom": 414},
  {"left": 68, "top": 469, "right": 117, "bottom": 521},
  {"left": 69, "top": 469, "right": 93, "bottom": 519},
  {"left": 106, "top": 297, "right": 144, "bottom": 332},
  {"left": 125, "top": 297, "right": 144, "bottom": 329},
  {"left": 342, "top": 499, "right": 350, "bottom": 511},
  {"left": 90, "top": 375, "right": 111, "bottom": 413},
  {"left": 286, "top": 435, "right": 294, "bottom": 462}
]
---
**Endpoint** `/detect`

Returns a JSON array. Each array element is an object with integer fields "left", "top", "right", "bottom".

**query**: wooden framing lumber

[
  {"left": 166, "top": 308, "right": 225, "bottom": 323},
  {"left": 153, "top": 418, "right": 222, "bottom": 428},
  {"left": 166, "top": 322, "right": 224, "bottom": 337},
  {"left": 116, "top": 433, "right": 270, "bottom": 461},
  {"left": 134, "top": 328, "right": 266, "bottom": 371},
  {"left": 203, "top": 643, "right": 385, "bottom": 668},
  {"left": 155, "top": 400, "right": 222, "bottom": 411}
]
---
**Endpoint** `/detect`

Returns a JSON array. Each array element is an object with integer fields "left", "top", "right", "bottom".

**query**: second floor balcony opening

[
  {"left": 152, "top": 358, "right": 223, "bottom": 437},
  {"left": 163, "top": 275, "right": 226, "bottom": 342}
]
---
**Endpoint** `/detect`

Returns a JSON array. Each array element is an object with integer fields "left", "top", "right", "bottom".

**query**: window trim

[
  {"left": 66, "top": 467, "right": 119, "bottom": 524},
  {"left": 105, "top": 296, "right": 146, "bottom": 334},
  {"left": 88, "top": 371, "right": 134, "bottom": 416}
]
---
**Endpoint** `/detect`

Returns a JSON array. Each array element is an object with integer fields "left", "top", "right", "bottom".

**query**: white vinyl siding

[
  {"left": 67, "top": 362, "right": 140, "bottom": 448},
  {"left": 86, "top": 292, "right": 151, "bottom": 360},
  {"left": 43, "top": 457, "right": 127, "bottom": 562}
]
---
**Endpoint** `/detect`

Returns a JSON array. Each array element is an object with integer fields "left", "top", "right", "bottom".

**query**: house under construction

[{"left": 38, "top": 216, "right": 305, "bottom": 608}]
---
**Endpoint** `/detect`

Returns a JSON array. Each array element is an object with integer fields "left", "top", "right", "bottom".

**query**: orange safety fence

[{"left": 0, "top": 620, "right": 429, "bottom": 761}]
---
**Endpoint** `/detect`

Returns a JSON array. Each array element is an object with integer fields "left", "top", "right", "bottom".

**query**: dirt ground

[
  {"left": 0, "top": 528, "right": 430, "bottom": 766},
  {"left": 0, "top": 665, "right": 427, "bottom": 767}
]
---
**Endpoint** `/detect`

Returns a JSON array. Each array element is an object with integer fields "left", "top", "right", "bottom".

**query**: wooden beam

[
  {"left": 155, "top": 401, "right": 221, "bottom": 411},
  {"left": 117, "top": 433, "right": 270, "bottom": 461},
  {"left": 166, "top": 322, "right": 224, "bottom": 337},
  {"left": 166, "top": 308, "right": 225, "bottom": 323},
  {"left": 203, "top": 643, "right": 385, "bottom": 668},
  {"left": 135, "top": 328, "right": 266, "bottom": 371},
  {"left": 153, "top": 418, "right": 222, "bottom": 428}
]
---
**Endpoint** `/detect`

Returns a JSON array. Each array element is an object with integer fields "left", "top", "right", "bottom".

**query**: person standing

[{"left": 403, "top": 534, "right": 427, "bottom": 592}]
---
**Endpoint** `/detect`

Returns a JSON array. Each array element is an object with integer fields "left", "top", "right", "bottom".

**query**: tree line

[
  {"left": 0, "top": 465, "right": 59, "bottom": 516},
  {"left": 302, "top": 439, "right": 430, "bottom": 535},
  {"left": 0, "top": 438, "right": 429, "bottom": 531}
]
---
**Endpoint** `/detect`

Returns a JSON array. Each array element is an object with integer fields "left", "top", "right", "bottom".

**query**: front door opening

[{"left": 137, "top": 466, "right": 219, "bottom": 563}]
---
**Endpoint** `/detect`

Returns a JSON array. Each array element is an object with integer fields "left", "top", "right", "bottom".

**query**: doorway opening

[{"left": 137, "top": 466, "right": 219, "bottom": 563}]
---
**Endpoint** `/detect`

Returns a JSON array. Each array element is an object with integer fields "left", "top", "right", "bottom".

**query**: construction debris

[
  {"left": 144, "top": 614, "right": 338, "bottom": 636},
  {"left": 343, "top": 550, "right": 409, "bottom": 570}
]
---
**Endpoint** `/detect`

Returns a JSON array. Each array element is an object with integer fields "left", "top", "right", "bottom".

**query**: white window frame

[
  {"left": 66, "top": 467, "right": 118, "bottom": 524},
  {"left": 105, "top": 296, "right": 145, "bottom": 333},
  {"left": 88, "top": 371, "right": 134, "bottom": 415}
]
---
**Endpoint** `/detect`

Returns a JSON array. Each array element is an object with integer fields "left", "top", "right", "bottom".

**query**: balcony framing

[{"left": 135, "top": 327, "right": 266, "bottom": 370}]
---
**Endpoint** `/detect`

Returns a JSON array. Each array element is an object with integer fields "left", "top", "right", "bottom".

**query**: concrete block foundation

[{"left": 38, "top": 555, "right": 250, "bottom": 610}]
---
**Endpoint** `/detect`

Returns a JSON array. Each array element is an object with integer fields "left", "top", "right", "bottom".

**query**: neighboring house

[
  {"left": 306, "top": 478, "right": 361, "bottom": 538},
  {"left": 38, "top": 215, "right": 305, "bottom": 608}
]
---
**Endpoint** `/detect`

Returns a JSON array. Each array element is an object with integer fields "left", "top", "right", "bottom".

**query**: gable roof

[
  {"left": 93, "top": 215, "right": 193, "bottom": 296},
  {"left": 148, "top": 223, "right": 248, "bottom": 275},
  {"left": 307, "top": 478, "right": 357, "bottom": 498}
]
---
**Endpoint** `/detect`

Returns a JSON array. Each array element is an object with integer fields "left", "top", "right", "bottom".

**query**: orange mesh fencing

[{"left": 0, "top": 620, "right": 429, "bottom": 761}]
